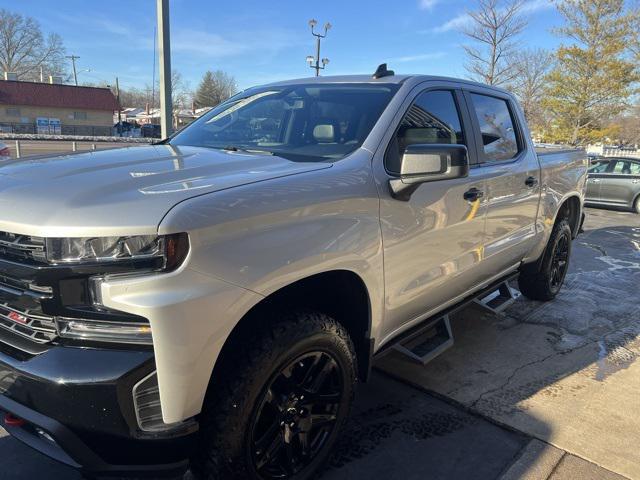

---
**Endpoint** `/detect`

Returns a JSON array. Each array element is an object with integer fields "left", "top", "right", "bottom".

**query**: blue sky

[{"left": 3, "top": 0, "right": 565, "bottom": 92}]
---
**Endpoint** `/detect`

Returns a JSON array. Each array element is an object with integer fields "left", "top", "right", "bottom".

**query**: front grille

[
  {"left": 0, "top": 231, "right": 46, "bottom": 263},
  {"left": 0, "top": 232, "right": 57, "bottom": 351},
  {"left": 0, "top": 303, "right": 57, "bottom": 344}
]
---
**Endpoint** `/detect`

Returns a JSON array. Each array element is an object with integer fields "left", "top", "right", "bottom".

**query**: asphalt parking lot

[{"left": 1, "top": 206, "right": 638, "bottom": 479}]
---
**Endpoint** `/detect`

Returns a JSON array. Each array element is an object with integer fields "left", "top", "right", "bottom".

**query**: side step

[
  {"left": 473, "top": 280, "right": 519, "bottom": 315},
  {"left": 392, "top": 315, "right": 454, "bottom": 366},
  {"left": 388, "top": 279, "right": 519, "bottom": 366}
]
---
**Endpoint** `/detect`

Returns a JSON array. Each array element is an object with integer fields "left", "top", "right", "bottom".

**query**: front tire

[
  {"left": 192, "top": 311, "right": 357, "bottom": 480},
  {"left": 634, "top": 195, "right": 640, "bottom": 214},
  {"left": 518, "top": 219, "right": 572, "bottom": 301}
]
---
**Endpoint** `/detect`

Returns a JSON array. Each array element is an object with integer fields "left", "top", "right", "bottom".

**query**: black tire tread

[
  {"left": 518, "top": 219, "right": 572, "bottom": 301},
  {"left": 191, "top": 310, "right": 357, "bottom": 480}
]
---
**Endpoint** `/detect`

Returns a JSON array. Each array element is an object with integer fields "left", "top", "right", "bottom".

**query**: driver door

[{"left": 374, "top": 87, "right": 488, "bottom": 341}]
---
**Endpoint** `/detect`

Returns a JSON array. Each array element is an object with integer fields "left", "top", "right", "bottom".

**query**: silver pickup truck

[{"left": 0, "top": 67, "right": 586, "bottom": 480}]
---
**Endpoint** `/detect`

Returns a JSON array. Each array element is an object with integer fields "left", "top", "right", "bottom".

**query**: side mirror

[{"left": 389, "top": 144, "right": 469, "bottom": 200}]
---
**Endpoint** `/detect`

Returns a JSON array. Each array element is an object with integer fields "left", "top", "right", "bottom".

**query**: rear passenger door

[{"left": 464, "top": 90, "right": 541, "bottom": 273}]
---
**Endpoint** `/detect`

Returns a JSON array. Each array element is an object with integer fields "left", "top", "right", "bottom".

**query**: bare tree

[
  {"left": 609, "top": 104, "right": 640, "bottom": 146},
  {"left": 0, "top": 9, "right": 66, "bottom": 81},
  {"left": 461, "top": 0, "right": 527, "bottom": 86},
  {"left": 508, "top": 48, "right": 555, "bottom": 132},
  {"left": 168, "top": 70, "right": 191, "bottom": 110}
]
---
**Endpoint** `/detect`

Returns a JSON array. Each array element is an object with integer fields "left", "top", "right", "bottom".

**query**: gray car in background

[{"left": 586, "top": 157, "right": 640, "bottom": 213}]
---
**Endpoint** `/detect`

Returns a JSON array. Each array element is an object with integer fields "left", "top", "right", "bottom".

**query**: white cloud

[
  {"left": 430, "top": 13, "right": 472, "bottom": 33},
  {"left": 427, "top": 0, "right": 555, "bottom": 34},
  {"left": 171, "top": 29, "right": 298, "bottom": 59},
  {"left": 171, "top": 31, "right": 246, "bottom": 57},
  {"left": 418, "top": 0, "right": 439, "bottom": 9},
  {"left": 520, "top": 0, "right": 555, "bottom": 14},
  {"left": 389, "top": 52, "right": 447, "bottom": 63}
]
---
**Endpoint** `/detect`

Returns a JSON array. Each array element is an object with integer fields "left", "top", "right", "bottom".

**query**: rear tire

[
  {"left": 191, "top": 310, "right": 357, "bottom": 480},
  {"left": 518, "top": 219, "right": 572, "bottom": 301}
]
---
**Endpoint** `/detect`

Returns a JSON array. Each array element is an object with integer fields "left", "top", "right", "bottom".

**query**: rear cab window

[{"left": 469, "top": 93, "right": 520, "bottom": 162}]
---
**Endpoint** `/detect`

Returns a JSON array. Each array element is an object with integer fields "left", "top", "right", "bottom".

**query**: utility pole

[
  {"left": 156, "top": 0, "right": 173, "bottom": 138},
  {"left": 115, "top": 77, "right": 122, "bottom": 137},
  {"left": 66, "top": 55, "right": 80, "bottom": 86},
  {"left": 306, "top": 20, "right": 331, "bottom": 76}
]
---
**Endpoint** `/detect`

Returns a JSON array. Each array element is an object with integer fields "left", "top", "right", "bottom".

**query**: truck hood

[{"left": 0, "top": 145, "right": 331, "bottom": 237}]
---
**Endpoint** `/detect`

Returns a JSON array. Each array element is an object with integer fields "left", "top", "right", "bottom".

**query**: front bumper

[{"left": 0, "top": 344, "right": 195, "bottom": 477}]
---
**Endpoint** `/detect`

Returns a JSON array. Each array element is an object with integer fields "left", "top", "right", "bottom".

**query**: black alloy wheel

[
  {"left": 250, "top": 351, "right": 344, "bottom": 479},
  {"left": 549, "top": 231, "right": 570, "bottom": 293}
]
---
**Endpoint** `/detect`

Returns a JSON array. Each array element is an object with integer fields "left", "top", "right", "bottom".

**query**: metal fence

[
  {"left": 0, "top": 123, "right": 113, "bottom": 137},
  {"left": 4, "top": 139, "right": 151, "bottom": 159},
  {"left": 587, "top": 145, "right": 640, "bottom": 158},
  {"left": 601, "top": 147, "right": 640, "bottom": 158}
]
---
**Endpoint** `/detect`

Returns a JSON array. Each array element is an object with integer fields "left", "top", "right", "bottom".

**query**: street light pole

[
  {"left": 314, "top": 34, "right": 321, "bottom": 77},
  {"left": 156, "top": 0, "right": 173, "bottom": 139},
  {"left": 306, "top": 20, "right": 331, "bottom": 76}
]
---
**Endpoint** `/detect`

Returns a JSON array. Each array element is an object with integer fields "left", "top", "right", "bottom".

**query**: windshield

[{"left": 170, "top": 83, "right": 400, "bottom": 162}]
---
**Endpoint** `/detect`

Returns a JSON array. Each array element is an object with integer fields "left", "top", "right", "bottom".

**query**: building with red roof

[{"left": 0, "top": 79, "right": 119, "bottom": 136}]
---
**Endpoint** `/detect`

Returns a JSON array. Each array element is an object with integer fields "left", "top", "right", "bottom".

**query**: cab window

[
  {"left": 469, "top": 93, "right": 520, "bottom": 162},
  {"left": 386, "top": 90, "right": 466, "bottom": 174}
]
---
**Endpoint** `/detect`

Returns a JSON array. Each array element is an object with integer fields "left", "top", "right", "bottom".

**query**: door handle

[
  {"left": 463, "top": 187, "right": 484, "bottom": 202},
  {"left": 632, "top": 179, "right": 640, "bottom": 184},
  {"left": 590, "top": 178, "right": 601, "bottom": 182},
  {"left": 525, "top": 176, "right": 539, "bottom": 188}
]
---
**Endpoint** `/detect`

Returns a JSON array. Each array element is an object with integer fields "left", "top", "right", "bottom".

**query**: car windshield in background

[{"left": 169, "top": 83, "right": 400, "bottom": 162}]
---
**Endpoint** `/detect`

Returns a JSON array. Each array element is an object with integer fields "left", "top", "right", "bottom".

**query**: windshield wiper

[{"left": 222, "top": 145, "right": 274, "bottom": 155}]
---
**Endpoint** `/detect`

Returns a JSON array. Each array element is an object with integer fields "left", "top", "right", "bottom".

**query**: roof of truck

[{"left": 265, "top": 73, "right": 511, "bottom": 95}]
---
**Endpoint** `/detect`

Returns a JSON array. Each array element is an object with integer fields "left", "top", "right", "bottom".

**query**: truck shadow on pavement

[{"left": 377, "top": 221, "right": 640, "bottom": 480}]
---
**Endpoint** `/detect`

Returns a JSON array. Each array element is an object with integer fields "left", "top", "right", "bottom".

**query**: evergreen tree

[
  {"left": 194, "top": 70, "right": 237, "bottom": 108},
  {"left": 543, "top": 0, "right": 638, "bottom": 145}
]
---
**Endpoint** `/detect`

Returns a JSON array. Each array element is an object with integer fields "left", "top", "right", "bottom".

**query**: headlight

[
  {"left": 44, "top": 233, "right": 189, "bottom": 346},
  {"left": 43, "top": 233, "right": 189, "bottom": 270}
]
